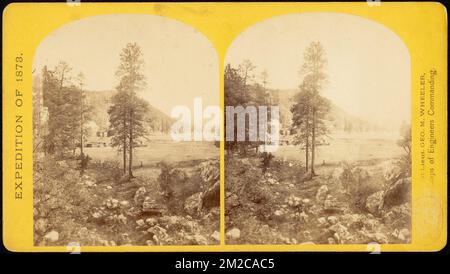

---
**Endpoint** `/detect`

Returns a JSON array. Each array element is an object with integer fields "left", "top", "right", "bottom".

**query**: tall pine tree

[{"left": 108, "top": 43, "right": 149, "bottom": 178}]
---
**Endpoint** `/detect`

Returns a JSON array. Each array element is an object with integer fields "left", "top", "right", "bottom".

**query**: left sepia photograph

[{"left": 32, "top": 14, "right": 220, "bottom": 246}]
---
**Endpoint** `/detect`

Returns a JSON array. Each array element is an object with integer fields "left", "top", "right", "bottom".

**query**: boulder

[
  {"left": 136, "top": 219, "right": 145, "bottom": 227},
  {"left": 317, "top": 217, "right": 328, "bottom": 227},
  {"left": 142, "top": 197, "right": 166, "bottom": 215},
  {"left": 44, "top": 230, "right": 59, "bottom": 243},
  {"left": 105, "top": 198, "right": 119, "bottom": 209},
  {"left": 146, "top": 218, "right": 157, "bottom": 227},
  {"left": 398, "top": 228, "right": 410, "bottom": 241},
  {"left": 316, "top": 185, "right": 329, "bottom": 202},
  {"left": 299, "top": 211, "right": 309, "bottom": 222},
  {"left": 329, "top": 223, "right": 350, "bottom": 244},
  {"left": 226, "top": 228, "right": 241, "bottom": 240},
  {"left": 323, "top": 194, "right": 337, "bottom": 210},
  {"left": 383, "top": 177, "right": 411, "bottom": 208},
  {"left": 211, "top": 231, "right": 221, "bottom": 242},
  {"left": 134, "top": 187, "right": 147, "bottom": 204},
  {"left": 201, "top": 180, "right": 220, "bottom": 209},
  {"left": 120, "top": 200, "right": 130, "bottom": 207},
  {"left": 117, "top": 214, "right": 127, "bottom": 224},
  {"left": 85, "top": 180, "right": 96, "bottom": 187},
  {"left": 327, "top": 216, "right": 338, "bottom": 225},
  {"left": 193, "top": 234, "right": 208, "bottom": 245}
]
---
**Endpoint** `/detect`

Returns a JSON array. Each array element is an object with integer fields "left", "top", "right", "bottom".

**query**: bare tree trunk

[
  {"left": 305, "top": 115, "right": 309, "bottom": 172},
  {"left": 305, "top": 136, "right": 309, "bottom": 172},
  {"left": 80, "top": 88, "right": 84, "bottom": 157},
  {"left": 123, "top": 119, "right": 127, "bottom": 175},
  {"left": 128, "top": 111, "right": 133, "bottom": 178},
  {"left": 311, "top": 109, "right": 316, "bottom": 176}
]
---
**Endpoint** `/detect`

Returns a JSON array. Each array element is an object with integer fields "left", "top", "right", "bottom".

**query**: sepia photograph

[
  {"left": 224, "top": 13, "right": 412, "bottom": 245},
  {"left": 32, "top": 14, "right": 220, "bottom": 246}
]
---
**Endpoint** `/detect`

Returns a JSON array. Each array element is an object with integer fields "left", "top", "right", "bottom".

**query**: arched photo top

[
  {"left": 225, "top": 12, "right": 411, "bottom": 129},
  {"left": 33, "top": 13, "right": 220, "bottom": 113}
]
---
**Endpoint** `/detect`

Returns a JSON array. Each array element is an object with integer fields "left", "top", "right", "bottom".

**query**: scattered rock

[
  {"left": 317, "top": 217, "right": 327, "bottom": 227},
  {"left": 286, "top": 195, "right": 302, "bottom": 207},
  {"left": 35, "top": 218, "right": 48, "bottom": 235},
  {"left": 211, "top": 231, "right": 221, "bottom": 242},
  {"left": 373, "top": 232, "right": 388, "bottom": 244},
  {"left": 323, "top": 194, "right": 337, "bottom": 210},
  {"left": 299, "top": 211, "right": 309, "bottom": 222},
  {"left": 44, "top": 230, "right": 59, "bottom": 243},
  {"left": 184, "top": 192, "right": 202, "bottom": 216},
  {"left": 327, "top": 216, "right": 338, "bottom": 225},
  {"left": 143, "top": 197, "right": 166, "bottom": 215},
  {"left": 136, "top": 219, "right": 145, "bottom": 227},
  {"left": 85, "top": 180, "right": 96, "bottom": 187},
  {"left": 274, "top": 210, "right": 284, "bottom": 216},
  {"left": 316, "top": 185, "right": 329, "bottom": 202},
  {"left": 117, "top": 214, "right": 127, "bottom": 224},
  {"left": 194, "top": 234, "right": 208, "bottom": 245},
  {"left": 398, "top": 228, "right": 410, "bottom": 241},
  {"left": 366, "top": 191, "right": 384, "bottom": 214},
  {"left": 302, "top": 231, "right": 312, "bottom": 241},
  {"left": 134, "top": 187, "right": 147, "bottom": 204},
  {"left": 120, "top": 200, "right": 130, "bottom": 207},
  {"left": 225, "top": 193, "right": 240, "bottom": 211},
  {"left": 226, "top": 228, "right": 241, "bottom": 240},
  {"left": 105, "top": 198, "right": 119, "bottom": 209},
  {"left": 120, "top": 233, "right": 131, "bottom": 244},
  {"left": 146, "top": 218, "right": 157, "bottom": 227},
  {"left": 57, "top": 161, "right": 69, "bottom": 168},
  {"left": 92, "top": 212, "right": 102, "bottom": 219}
]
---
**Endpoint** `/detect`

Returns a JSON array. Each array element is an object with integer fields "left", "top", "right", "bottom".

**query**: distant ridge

[
  {"left": 269, "top": 89, "right": 390, "bottom": 133},
  {"left": 85, "top": 90, "right": 174, "bottom": 133}
]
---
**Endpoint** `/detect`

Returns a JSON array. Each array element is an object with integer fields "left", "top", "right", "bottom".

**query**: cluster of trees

[
  {"left": 38, "top": 43, "right": 151, "bottom": 179},
  {"left": 40, "top": 62, "right": 91, "bottom": 158},
  {"left": 224, "top": 42, "right": 332, "bottom": 177},
  {"left": 224, "top": 60, "right": 276, "bottom": 154},
  {"left": 290, "top": 42, "right": 331, "bottom": 176}
]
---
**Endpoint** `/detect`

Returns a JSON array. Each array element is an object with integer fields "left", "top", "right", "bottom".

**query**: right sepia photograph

[{"left": 224, "top": 13, "right": 412, "bottom": 245}]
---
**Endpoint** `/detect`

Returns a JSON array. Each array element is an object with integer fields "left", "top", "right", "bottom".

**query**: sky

[
  {"left": 33, "top": 14, "right": 219, "bottom": 116},
  {"left": 226, "top": 12, "right": 411, "bottom": 128}
]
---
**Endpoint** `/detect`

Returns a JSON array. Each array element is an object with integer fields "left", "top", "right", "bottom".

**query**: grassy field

[
  {"left": 274, "top": 135, "right": 403, "bottom": 164},
  {"left": 83, "top": 141, "right": 219, "bottom": 167}
]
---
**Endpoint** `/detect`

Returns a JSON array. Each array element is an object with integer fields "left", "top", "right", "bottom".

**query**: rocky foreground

[
  {"left": 34, "top": 157, "right": 220, "bottom": 246},
  {"left": 225, "top": 157, "right": 411, "bottom": 245}
]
